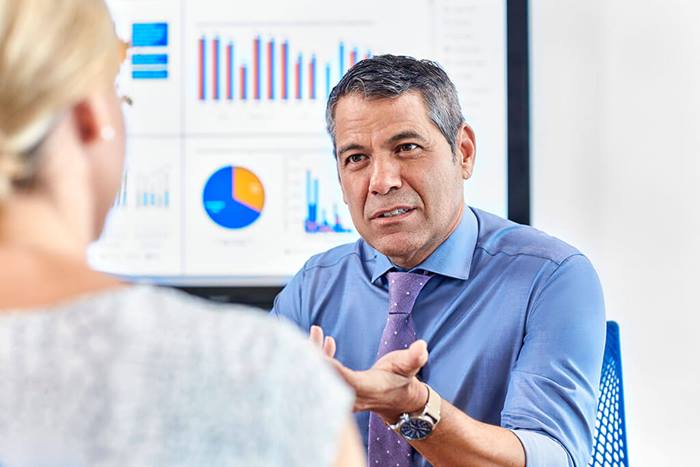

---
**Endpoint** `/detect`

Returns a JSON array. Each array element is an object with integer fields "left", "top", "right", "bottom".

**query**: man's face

[{"left": 334, "top": 92, "right": 475, "bottom": 268}]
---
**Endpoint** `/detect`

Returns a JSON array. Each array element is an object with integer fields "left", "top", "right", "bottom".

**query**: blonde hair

[{"left": 0, "top": 0, "right": 121, "bottom": 200}]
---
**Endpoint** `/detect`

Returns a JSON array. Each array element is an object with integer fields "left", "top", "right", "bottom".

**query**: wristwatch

[{"left": 389, "top": 383, "right": 442, "bottom": 441}]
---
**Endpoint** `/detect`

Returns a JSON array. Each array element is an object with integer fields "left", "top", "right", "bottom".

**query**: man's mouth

[{"left": 373, "top": 207, "right": 415, "bottom": 219}]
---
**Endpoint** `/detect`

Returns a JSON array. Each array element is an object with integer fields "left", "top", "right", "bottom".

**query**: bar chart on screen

[
  {"left": 304, "top": 170, "right": 352, "bottom": 234},
  {"left": 113, "top": 166, "right": 173, "bottom": 210},
  {"left": 89, "top": 138, "right": 182, "bottom": 275},
  {"left": 195, "top": 35, "right": 370, "bottom": 103},
  {"left": 284, "top": 152, "right": 354, "bottom": 236},
  {"left": 185, "top": 21, "right": 375, "bottom": 135}
]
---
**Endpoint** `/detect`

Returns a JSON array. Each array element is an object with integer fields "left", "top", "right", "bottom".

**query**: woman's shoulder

[
  {"left": 0, "top": 285, "right": 353, "bottom": 466},
  {"left": 62, "top": 284, "right": 310, "bottom": 353},
  {"left": 0, "top": 284, "right": 314, "bottom": 370}
]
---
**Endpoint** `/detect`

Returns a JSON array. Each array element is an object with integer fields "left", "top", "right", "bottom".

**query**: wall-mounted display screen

[{"left": 89, "top": 0, "right": 510, "bottom": 285}]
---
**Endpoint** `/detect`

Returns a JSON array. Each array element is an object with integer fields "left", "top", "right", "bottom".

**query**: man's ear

[
  {"left": 72, "top": 100, "right": 101, "bottom": 144},
  {"left": 456, "top": 124, "right": 476, "bottom": 180}
]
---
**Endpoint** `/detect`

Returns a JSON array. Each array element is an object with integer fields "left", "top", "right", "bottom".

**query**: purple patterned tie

[{"left": 368, "top": 271, "right": 432, "bottom": 467}]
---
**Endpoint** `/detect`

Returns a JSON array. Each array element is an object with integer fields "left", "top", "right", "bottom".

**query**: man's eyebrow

[
  {"left": 337, "top": 143, "right": 367, "bottom": 156},
  {"left": 387, "top": 130, "right": 429, "bottom": 144}
]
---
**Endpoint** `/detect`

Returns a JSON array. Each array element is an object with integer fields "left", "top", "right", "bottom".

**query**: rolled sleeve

[
  {"left": 513, "top": 429, "right": 574, "bottom": 467},
  {"left": 501, "top": 254, "right": 606, "bottom": 466}
]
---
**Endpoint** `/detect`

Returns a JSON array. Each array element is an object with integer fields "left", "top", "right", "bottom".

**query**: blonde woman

[{"left": 0, "top": 0, "right": 364, "bottom": 465}]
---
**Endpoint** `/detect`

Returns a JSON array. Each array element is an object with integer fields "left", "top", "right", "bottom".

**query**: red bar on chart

[
  {"left": 281, "top": 41, "right": 289, "bottom": 100},
  {"left": 199, "top": 37, "right": 206, "bottom": 100},
  {"left": 226, "top": 43, "right": 233, "bottom": 100},
  {"left": 253, "top": 36, "right": 261, "bottom": 100},
  {"left": 213, "top": 38, "right": 220, "bottom": 100},
  {"left": 268, "top": 39, "right": 275, "bottom": 100},
  {"left": 295, "top": 54, "right": 302, "bottom": 100}
]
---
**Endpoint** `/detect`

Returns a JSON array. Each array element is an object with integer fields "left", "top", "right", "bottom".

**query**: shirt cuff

[{"left": 511, "top": 429, "right": 574, "bottom": 467}]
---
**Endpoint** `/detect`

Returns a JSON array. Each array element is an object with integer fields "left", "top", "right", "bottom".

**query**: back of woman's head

[{"left": 0, "top": 0, "right": 121, "bottom": 200}]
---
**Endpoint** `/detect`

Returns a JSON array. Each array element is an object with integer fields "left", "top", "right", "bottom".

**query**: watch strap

[{"left": 421, "top": 383, "right": 441, "bottom": 423}]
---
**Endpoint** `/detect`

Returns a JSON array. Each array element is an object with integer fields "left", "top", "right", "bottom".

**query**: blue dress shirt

[{"left": 271, "top": 207, "right": 605, "bottom": 467}]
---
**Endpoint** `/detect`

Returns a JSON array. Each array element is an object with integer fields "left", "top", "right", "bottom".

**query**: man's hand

[
  {"left": 309, "top": 325, "right": 429, "bottom": 424},
  {"left": 308, "top": 327, "right": 527, "bottom": 467}
]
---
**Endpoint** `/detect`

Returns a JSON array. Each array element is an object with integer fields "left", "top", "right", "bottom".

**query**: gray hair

[{"left": 325, "top": 54, "right": 465, "bottom": 157}]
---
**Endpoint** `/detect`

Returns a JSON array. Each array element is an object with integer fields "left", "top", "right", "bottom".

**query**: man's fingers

[
  {"left": 309, "top": 325, "right": 324, "bottom": 348},
  {"left": 323, "top": 335, "right": 337, "bottom": 358}
]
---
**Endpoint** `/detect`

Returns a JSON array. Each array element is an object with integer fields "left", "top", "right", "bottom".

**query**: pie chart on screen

[{"left": 202, "top": 166, "right": 265, "bottom": 229}]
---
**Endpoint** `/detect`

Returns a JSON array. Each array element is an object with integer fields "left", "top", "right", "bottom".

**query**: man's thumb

[{"left": 384, "top": 340, "right": 429, "bottom": 376}]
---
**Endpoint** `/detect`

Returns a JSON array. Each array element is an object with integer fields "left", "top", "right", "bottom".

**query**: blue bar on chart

[
  {"left": 254, "top": 36, "right": 262, "bottom": 100},
  {"left": 268, "top": 39, "right": 275, "bottom": 100},
  {"left": 113, "top": 172, "right": 128, "bottom": 208},
  {"left": 132, "top": 54, "right": 168, "bottom": 65},
  {"left": 309, "top": 55, "right": 316, "bottom": 100},
  {"left": 199, "top": 37, "right": 206, "bottom": 99},
  {"left": 226, "top": 43, "right": 234, "bottom": 100},
  {"left": 240, "top": 64, "right": 248, "bottom": 100},
  {"left": 282, "top": 41, "right": 289, "bottom": 100},
  {"left": 121, "top": 173, "right": 128, "bottom": 206},
  {"left": 304, "top": 171, "right": 352, "bottom": 234},
  {"left": 132, "top": 23, "right": 168, "bottom": 47},
  {"left": 132, "top": 70, "right": 169, "bottom": 79},
  {"left": 213, "top": 38, "right": 221, "bottom": 100},
  {"left": 295, "top": 53, "right": 302, "bottom": 100}
]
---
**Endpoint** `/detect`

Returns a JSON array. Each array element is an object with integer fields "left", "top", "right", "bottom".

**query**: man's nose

[{"left": 368, "top": 157, "right": 402, "bottom": 195}]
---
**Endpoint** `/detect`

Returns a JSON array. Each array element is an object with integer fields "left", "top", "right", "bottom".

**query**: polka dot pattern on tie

[{"left": 367, "top": 271, "right": 433, "bottom": 467}]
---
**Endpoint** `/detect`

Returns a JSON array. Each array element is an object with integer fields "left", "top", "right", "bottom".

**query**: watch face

[{"left": 399, "top": 417, "right": 434, "bottom": 440}]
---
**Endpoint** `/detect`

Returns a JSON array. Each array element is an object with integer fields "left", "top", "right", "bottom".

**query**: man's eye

[
  {"left": 397, "top": 143, "right": 419, "bottom": 152},
  {"left": 346, "top": 154, "right": 367, "bottom": 164}
]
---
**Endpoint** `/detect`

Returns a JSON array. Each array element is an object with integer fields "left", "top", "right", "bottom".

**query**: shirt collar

[{"left": 370, "top": 205, "right": 478, "bottom": 284}]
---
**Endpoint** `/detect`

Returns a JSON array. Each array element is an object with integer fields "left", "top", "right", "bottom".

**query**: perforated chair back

[{"left": 589, "top": 321, "right": 629, "bottom": 466}]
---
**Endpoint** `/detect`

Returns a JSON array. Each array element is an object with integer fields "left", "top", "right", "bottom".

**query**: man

[{"left": 272, "top": 55, "right": 605, "bottom": 467}]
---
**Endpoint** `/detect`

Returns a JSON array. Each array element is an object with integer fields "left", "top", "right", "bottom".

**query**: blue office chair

[{"left": 589, "top": 321, "right": 629, "bottom": 466}]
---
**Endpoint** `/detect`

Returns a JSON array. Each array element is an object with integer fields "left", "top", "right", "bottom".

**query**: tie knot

[{"left": 387, "top": 271, "right": 432, "bottom": 315}]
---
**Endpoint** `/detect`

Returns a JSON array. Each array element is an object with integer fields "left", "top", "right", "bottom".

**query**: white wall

[{"left": 531, "top": 1, "right": 700, "bottom": 464}]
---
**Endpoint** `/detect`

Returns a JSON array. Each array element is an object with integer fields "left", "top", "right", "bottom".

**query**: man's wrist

[{"left": 379, "top": 379, "right": 429, "bottom": 424}]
